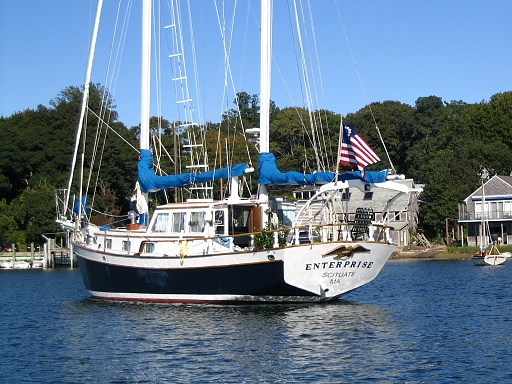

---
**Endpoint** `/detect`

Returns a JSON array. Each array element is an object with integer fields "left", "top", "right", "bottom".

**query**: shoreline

[
  {"left": 392, "top": 245, "right": 471, "bottom": 261},
  {"left": 391, "top": 253, "right": 471, "bottom": 262}
]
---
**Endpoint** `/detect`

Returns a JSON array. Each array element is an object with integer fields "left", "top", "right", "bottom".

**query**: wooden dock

[{"left": 0, "top": 242, "right": 76, "bottom": 269}]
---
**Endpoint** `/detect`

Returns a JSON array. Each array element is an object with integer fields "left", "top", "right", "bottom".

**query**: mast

[
  {"left": 258, "top": 0, "right": 272, "bottom": 224},
  {"left": 481, "top": 178, "right": 486, "bottom": 250},
  {"left": 65, "top": 0, "right": 103, "bottom": 215},
  {"left": 480, "top": 168, "right": 489, "bottom": 251},
  {"left": 139, "top": 0, "right": 152, "bottom": 225},
  {"left": 141, "top": 0, "right": 151, "bottom": 151},
  {"left": 259, "top": 0, "right": 271, "bottom": 154}
]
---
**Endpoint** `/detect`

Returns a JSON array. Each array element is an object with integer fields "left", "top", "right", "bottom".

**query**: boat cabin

[
  {"left": 147, "top": 201, "right": 259, "bottom": 249},
  {"left": 292, "top": 178, "right": 422, "bottom": 247}
]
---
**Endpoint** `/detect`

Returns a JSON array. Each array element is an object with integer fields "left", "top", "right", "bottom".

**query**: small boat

[
  {"left": 0, "top": 261, "right": 32, "bottom": 269},
  {"left": 12, "top": 261, "right": 32, "bottom": 269},
  {"left": 56, "top": 0, "right": 422, "bottom": 303},
  {"left": 472, "top": 169, "right": 506, "bottom": 266},
  {"left": 472, "top": 243, "right": 507, "bottom": 266},
  {"left": 0, "top": 261, "right": 13, "bottom": 269},
  {"left": 31, "top": 260, "right": 45, "bottom": 269}
]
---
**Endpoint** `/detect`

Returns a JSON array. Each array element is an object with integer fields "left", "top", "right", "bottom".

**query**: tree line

[{"left": 1, "top": 84, "right": 511, "bottom": 248}]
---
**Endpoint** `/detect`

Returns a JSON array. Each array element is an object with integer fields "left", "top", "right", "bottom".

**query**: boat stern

[{"left": 283, "top": 242, "right": 395, "bottom": 298}]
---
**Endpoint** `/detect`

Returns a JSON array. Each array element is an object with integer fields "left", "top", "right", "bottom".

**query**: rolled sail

[
  {"left": 257, "top": 152, "right": 388, "bottom": 185},
  {"left": 138, "top": 149, "right": 248, "bottom": 193}
]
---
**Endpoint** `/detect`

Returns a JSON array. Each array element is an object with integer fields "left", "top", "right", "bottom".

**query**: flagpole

[{"left": 335, "top": 116, "right": 344, "bottom": 184}]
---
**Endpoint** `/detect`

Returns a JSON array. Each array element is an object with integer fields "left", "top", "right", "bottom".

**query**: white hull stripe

[{"left": 88, "top": 290, "right": 333, "bottom": 303}]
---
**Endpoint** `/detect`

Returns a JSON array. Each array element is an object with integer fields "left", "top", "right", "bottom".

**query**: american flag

[{"left": 339, "top": 122, "right": 380, "bottom": 172}]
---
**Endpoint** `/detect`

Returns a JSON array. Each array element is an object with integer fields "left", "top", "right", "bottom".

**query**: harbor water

[{"left": 1, "top": 259, "right": 511, "bottom": 383}]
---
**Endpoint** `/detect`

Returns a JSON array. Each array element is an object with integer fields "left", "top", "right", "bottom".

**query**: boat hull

[
  {"left": 74, "top": 240, "right": 395, "bottom": 303},
  {"left": 472, "top": 254, "right": 507, "bottom": 266}
]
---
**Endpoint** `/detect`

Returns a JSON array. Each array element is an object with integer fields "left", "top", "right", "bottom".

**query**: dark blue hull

[{"left": 77, "top": 255, "right": 316, "bottom": 303}]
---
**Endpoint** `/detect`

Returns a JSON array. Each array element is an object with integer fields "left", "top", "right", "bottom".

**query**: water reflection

[
  {"left": 63, "top": 298, "right": 404, "bottom": 382},
  {"left": 3, "top": 263, "right": 512, "bottom": 382}
]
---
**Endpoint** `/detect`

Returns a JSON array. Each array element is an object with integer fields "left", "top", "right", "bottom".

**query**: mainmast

[
  {"left": 140, "top": 0, "right": 151, "bottom": 150},
  {"left": 257, "top": 0, "right": 272, "bottom": 225},
  {"left": 139, "top": 0, "right": 152, "bottom": 225}
]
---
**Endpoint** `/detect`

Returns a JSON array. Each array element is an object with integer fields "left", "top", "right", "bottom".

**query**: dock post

[
  {"left": 69, "top": 232, "right": 74, "bottom": 268},
  {"left": 49, "top": 238, "right": 55, "bottom": 268}
]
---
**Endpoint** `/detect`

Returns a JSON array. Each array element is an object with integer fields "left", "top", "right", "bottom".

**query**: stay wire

[{"left": 334, "top": 1, "right": 396, "bottom": 173}]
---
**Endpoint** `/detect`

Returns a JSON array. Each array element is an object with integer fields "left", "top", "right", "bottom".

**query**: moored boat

[
  {"left": 56, "top": 0, "right": 422, "bottom": 303},
  {"left": 471, "top": 169, "right": 506, "bottom": 266}
]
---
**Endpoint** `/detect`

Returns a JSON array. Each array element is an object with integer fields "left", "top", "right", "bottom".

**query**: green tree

[
  {"left": 344, "top": 101, "right": 414, "bottom": 173},
  {"left": 9, "top": 183, "right": 60, "bottom": 246}
]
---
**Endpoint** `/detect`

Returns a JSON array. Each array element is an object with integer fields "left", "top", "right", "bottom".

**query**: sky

[{"left": 1, "top": 0, "right": 511, "bottom": 129}]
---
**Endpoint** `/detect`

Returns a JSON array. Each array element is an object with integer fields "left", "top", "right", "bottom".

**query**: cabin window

[
  {"left": 189, "top": 211, "right": 206, "bottom": 233},
  {"left": 144, "top": 242, "right": 155, "bottom": 253},
  {"left": 214, "top": 210, "right": 226, "bottom": 235},
  {"left": 171, "top": 212, "right": 186, "bottom": 232},
  {"left": 104, "top": 239, "right": 112, "bottom": 249},
  {"left": 122, "top": 241, "right": 131, "bottom": 252},
  {"left": 277, "top": 209, "right": 294, "bottom": 226},
  {"left": 363, "top": 192, "right": 373, "bottom": 200},
  {"left": 152, "top": 213, "right": 169, "bottom": 233},
  {"left": 153, "top": 213, "right": 169, "bottom": 232},
  {"left": 231, "top": 206, "right": 251, "bottom": 231}
]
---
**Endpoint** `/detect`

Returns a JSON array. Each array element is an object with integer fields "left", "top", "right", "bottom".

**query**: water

[{"left": 1, "top": 260, "right": 511, "bottom": 383}]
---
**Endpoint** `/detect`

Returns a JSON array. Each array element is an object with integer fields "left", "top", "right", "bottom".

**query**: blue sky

[{"left": 1, "top": 1, "right": 511, "bottom": 128}]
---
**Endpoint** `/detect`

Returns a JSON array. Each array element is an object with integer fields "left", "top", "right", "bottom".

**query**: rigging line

[
  {"left": 186, "top": 11, "right": 212, "bottom": 191},
  {"left": 225, "top": 0, "right": 251, "bottom": 171},
  {"left": 84, "top": 1, "right": 123, "bottom": 210},
  {"left": 214, "top": 0, "right": 253, "bottom": 169},
  {"left": 87, "top": 1, "right": 132, "bottom": 210},
  {"left": 154, "top": 0, "right": 163, "bottom": 132},
  {"left": 304, "top": 0, "right": 334, "bottom": 171},
  {"left": 236, "top": 37, "right": 255, "bottom": 169},
  {"left": 185, "top": 0, "right": 205, "bottom": 128},
  {"left": 165, "top": 0, "right": 207, "bottom": 186},
  {"left": 334, "top": 1, "right": 396, "bottom": 173},
  {"left": 286, "top": 1, "right": 319, "bottom": 173},
  {"left": 292, "top": 0, "right": 324, "bottom": 171},
  {"left": 299, "top": 0, "right": 329, "bottom": 171},
  {"left": 185, "top": 0, "right": 210, "bottom": 178},
  {"left": 87, "top": 107, "right": 139, "bottom": 152}
]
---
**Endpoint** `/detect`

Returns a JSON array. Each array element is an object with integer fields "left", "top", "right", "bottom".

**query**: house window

[
  {"left": 122, "top": 241, "right": 131, "bottom": 252},
  {"left": 504, "top": 201, "right": 511, "bottom": 217},
  {"left": 363, "top": 192, "right": 373, "bottom": 200}
]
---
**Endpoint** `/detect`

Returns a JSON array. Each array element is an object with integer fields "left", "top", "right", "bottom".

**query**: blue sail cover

[
  {"left": 257, "top": 152, "right": 388, "bottom": 185},
  {"left": 138, "top": 149, "right": 247, "bottom": 193}
]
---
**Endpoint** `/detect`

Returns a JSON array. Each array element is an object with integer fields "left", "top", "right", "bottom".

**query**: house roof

[{"left": 464, "top": 175, "right": 512, "bottom": 203}]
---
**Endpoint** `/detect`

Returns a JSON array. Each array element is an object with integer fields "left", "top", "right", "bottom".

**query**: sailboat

[
  {"left": 472, "top": 170, "right": 507, "bottom": 266},
  {"left": 56, "top": 0, "right": 422, "bottom": 303}
]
